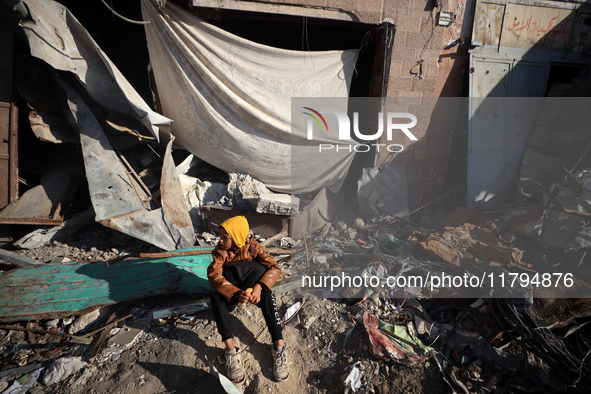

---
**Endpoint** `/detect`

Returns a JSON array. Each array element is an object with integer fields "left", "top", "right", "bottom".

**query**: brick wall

[{"left": 280, "top": 0, "right": 472, "bottom": 209}]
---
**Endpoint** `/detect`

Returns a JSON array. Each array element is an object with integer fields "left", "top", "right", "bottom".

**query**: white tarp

[
  {"left": 19, "top": 0, "right": 171, "bottom": 139},
  {"left": 141, "top": 0, "right": 359, "bottom": 193}
]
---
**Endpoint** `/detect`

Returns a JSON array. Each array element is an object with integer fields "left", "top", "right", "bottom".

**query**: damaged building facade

[{"left": 0, "top": 0, "right": 589, "bottom": 250}]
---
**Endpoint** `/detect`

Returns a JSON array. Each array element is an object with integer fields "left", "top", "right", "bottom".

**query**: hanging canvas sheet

[{"left": 141, "top": 0, "right": 359, "bottom": 193}]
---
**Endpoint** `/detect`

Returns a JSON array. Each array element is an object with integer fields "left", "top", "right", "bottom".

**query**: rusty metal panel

[
  {"left": 500, "top": 3, "right": 575, "bottom": 50},
  {"left": 58, "top": 78, "right": 193, "bottom": 251},
  {"left": 160, "top": 137, "right": 196, "bottom": 249},
  {"left": 472, "top": 2, "right": 506, "bottom": 47},
  {"left": 9, "top": 102, "right": 17, "bottom": 203}
]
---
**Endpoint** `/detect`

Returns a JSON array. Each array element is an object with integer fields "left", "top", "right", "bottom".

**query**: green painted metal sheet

[{"left": 0, "top": 248, "right": 213, "bottom": 322}]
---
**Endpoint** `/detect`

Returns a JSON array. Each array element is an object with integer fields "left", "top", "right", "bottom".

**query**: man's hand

[{"left": 249, "top": 283, "right": 262, "bottom": 304}]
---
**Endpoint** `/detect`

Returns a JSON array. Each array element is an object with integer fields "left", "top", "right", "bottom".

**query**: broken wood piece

[
  {"left": 88, "top": 311, "right": 118, "bottom": 362},
  {"left": 0, "top": 325, "right": 92, "bottom": 344},
  {"left": 152, "top": 298, "right": 212, "bottom": 320},
  {"left": 0, "top": 248, "right": 43, "bottom": 267},
  {"left": 82, "top": 313, "right": 133, "bottom": 338},
  {"left": 261, "top": 231, "right": 288, "bottom": 247}
]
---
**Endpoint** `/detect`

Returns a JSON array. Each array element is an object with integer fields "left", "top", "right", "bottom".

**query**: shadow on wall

[{"left": 465, "top": 0, "right": 591, "bottom": 211}]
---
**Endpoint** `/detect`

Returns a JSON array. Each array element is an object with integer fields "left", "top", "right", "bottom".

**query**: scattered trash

[
  {"left": 205, "top": 355, "right": 242, "bottom": 394},
  {"left": 41, "top": 357, "right": 87, "bottom": 386},
  {"left": 282, "top": 302, "right": 302, "bottom": 329},
  {"left": 152, "top": 298, "right": 212, "bottom": 320},
  {"left": 363, "top": 312, "right": 436, "bottom": 364},
  {"left": 68, "top": 308, "right": 105, "bottom": 334},
  {"left": 343, "top": 361, "right": 363, "bottom": 393},
  {"left": 312, "top": 255, "right": 329, "bottom": 271},
  {"left": 1, "top": 368, "right": 43, "bottom": 394}
]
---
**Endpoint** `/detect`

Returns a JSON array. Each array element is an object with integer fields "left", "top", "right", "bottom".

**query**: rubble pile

[{"left": 1, "top": 201, "right": 591, "bottom": 393}]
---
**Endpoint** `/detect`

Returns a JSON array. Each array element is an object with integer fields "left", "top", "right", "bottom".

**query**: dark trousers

[{"left": 211, "top": 260, "right": 283, "bottom": 343}]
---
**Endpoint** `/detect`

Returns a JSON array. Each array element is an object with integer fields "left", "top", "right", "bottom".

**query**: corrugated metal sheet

[
  {"left": 59, "top": 77, "right": 196, "bottom": 251},
  {"left": 0, "top": 248, "right": 212, "bottom": 322}
]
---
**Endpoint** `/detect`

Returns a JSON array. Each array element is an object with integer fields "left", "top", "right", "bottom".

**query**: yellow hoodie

[{"left": 219, "top": 215, "right": 249, "bottom": 248}]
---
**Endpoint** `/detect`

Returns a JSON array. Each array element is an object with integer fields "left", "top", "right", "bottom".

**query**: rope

[{"left": 100, "top": 0, "right": 150, "bottom": 25}]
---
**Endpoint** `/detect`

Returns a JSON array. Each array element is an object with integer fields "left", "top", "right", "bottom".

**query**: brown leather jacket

[{"left": 207, "top": 239, "right": 282, "bottom": 301}]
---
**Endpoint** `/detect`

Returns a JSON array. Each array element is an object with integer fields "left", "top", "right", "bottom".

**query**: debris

[
  {"left": 0, "top": 325, "right": 92, "bottom": 345},
  {"left": 0, "top": 166, "right": 82, "bottom": 226},
  {"left": 226, "top": 173, "right": 300, "bottom": 215},
  {"left": 312, "top": 255, "right": 329, "bottom": 271},
  {"left": 0, "top": 248, "right": 43, "bottom": 267},
  {"left": 68, "top": 308, "right": 107, "bottom": 334},
  {"left": 260, "top": 231, "right": 289, "bottom": 248},
  {"left": 358, "top": 164, "right": 409, "bottom": 220},
  {"left": 2, "top": 368, "right": 43, "bottom": 394},
  {"left": 205, "top": 355, "right": 242, "bottom": 394},
  {"left": 282, "top": 302, "right": 302, "bottom": 329},
  {"left": 501, "top": 208, "right": 545, "bottom": 237},
  {"left": 103, "top": 311, "right": 152, "bottom": 355},
  {"left": 538, "top": 209, "right": 591, "bottom": 250},
  {"left": 363, "top": 312, "right": 435, "bottom": 364},
  {"left": 69, "top": 368, "right": 93, "bottom": 391},
  {"left": 82, "top": 313, "right": 133, "bottom": 338},
  {"left": 351, "top": 218, "right": 365, "bottom": 231},
  {"left": 0, "top": 363, "right": 43, "bottom": 380},
  {"left": 407, "top": 222, "right": 527, "bottom": 268},
  {"left": 152, "top": 298, "right": 212, "bottom": 320},
  {"left": 41, "top": 357, "right": 86, "bottom": 386},
  {"left": 44, "top": 320, "right": 59, "bottom": 329},
  {"left": 343, "top": 361, "right": 363, "bottom": 393}
]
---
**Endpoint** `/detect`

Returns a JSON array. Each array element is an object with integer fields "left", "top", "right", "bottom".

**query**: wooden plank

[{"left": 0, "top": 248, "right": 213, "bottom": 322}]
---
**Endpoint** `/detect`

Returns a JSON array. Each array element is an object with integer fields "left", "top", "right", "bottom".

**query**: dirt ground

[{"left": 72, "top": 294, "right": 447, "bottom": 394}]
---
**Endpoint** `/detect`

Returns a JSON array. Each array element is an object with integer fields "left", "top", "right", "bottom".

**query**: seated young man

[{"left": 207, "top": 215, "right": 289, "bottom": 383}]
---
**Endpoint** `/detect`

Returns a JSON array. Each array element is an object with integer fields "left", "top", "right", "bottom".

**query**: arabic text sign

[{"left": 501, "top": 4, "right": 574, "bottom": 50}]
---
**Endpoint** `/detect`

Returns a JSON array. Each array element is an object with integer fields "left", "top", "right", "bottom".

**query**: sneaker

[
  {"left": 271, "top": 345, "right": 290, "bottom": 381},
  {"left": 224, "top": 348, "right": 245, "bottom": 382}
]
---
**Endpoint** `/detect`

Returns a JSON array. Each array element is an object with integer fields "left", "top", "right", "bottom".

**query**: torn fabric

[
  {"left": 141, "top": 0, "right": 358, "bottom": 193},
  {"left": 363, "top": 312, "right": 436, "bottom": 364},
  {"left": 18, "top": 0, "right": 171, "bottom": 139}
]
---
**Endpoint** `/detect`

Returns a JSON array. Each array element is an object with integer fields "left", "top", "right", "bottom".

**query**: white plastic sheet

[{"left": 141, "top": 0, "right": 359, "bottom": 193}]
